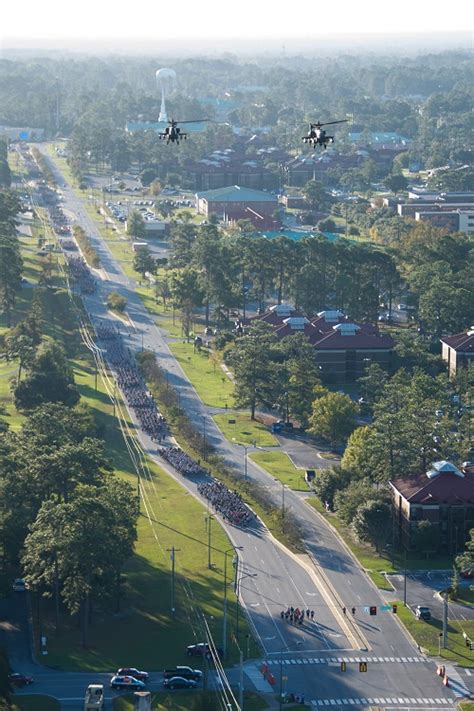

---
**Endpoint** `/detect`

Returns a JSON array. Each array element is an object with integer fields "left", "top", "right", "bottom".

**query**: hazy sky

[{"left": 1, "top": 0, "right": 471, "bottom": 42}]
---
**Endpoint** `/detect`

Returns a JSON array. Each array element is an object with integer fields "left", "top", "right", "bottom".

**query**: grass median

[
  {"left": 213, "top": 412, "right": 278, "bottom": 448},
  {"left": 168, "top": 341, "right": 234, "bottom": 408},
  {"left": 250, "top": 450, "right": 307, "bottom": 492}
]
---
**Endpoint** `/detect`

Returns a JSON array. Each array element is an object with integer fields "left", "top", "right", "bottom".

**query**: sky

[{"left": 1, "top": 0, "right": 472, "bottom": 45}]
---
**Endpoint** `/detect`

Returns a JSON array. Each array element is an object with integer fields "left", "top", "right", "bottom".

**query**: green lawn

[
  {"left": 12, "top": 696, "right": 60, "bottom": 711},
  {"left": 113, "top": 690, "right": 269, "bottom": 711},
  {"left": 393, "top": 600, "right": 474, "bottom": 667},
  {"left": 213, "top": 412, "right": 278, "bottom": 447},
  {"left": 168, "top": 341, "right": 235, "bottom": 408},
  {"left": 250, "top": 450, "right": 308, "bottom": 491},
  {"left": 459, "top": 703, "right": 474, "bottom": 710}
]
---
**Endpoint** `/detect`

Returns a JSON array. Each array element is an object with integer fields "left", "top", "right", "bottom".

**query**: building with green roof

[{"left": 195, "top": 185, "right": 279, "bottom": 229}]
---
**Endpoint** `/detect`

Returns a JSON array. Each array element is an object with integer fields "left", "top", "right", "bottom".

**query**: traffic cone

[{"left": 443, "top": 675, "right": 449, "bottom": 687}]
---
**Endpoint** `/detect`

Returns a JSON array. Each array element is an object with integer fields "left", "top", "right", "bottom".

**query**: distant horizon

[{"left": 1, "top": 30, "right": 472, "bottom": 57}]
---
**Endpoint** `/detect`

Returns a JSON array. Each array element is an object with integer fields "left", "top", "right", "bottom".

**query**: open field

[
  {"left": 213, "top": 412, "right": 278, "bottom": 448},
  {"left": 168, "top": 341, "right": 235, "bottom": 408},
  {"left": 250, "top": 450, "right": 307, "bottom": 491}
]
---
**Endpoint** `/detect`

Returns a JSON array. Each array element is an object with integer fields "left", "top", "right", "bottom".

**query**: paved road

[
  {"left": 14, "top": 146, "right": 465, "bottom": 709},
  {"left": 386, "top": 571, "right": 474, "bottom": 621}
]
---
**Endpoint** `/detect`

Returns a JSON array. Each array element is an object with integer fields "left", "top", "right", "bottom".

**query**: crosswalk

[
  {"left": 244, "top": 665, "right": 274, "bottom": 692},
  {"left": 266, "top": 656, "right": 427, "bottom": 666},
  {"left": 443, "top": 664, "right": 471, "bottom": 698},
  {"left": 310, "top": 697, "right": 456, "bottom": 707}
]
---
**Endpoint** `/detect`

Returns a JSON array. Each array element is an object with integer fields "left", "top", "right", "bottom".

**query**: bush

[{"left": 106, "top": 292, "right": 127, "bottom": 313}]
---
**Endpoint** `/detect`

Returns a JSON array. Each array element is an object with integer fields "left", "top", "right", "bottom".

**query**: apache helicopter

[
  {"left": 159, "top": 118, "right": 209, "bottom": 145},
  {"left": 302, "top": 119, "right": 348, "bottom": 148}
]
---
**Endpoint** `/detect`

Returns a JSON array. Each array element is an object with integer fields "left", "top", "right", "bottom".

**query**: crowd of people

[
  {"left": 280, "top": 607, "right": 315, "bottom": 625},
  {"left": 197, "top": 479, "right": 253, "bottom": 527},
  {"left": 158, "top": 446, "right": 207, "bottom": 476},
  {"left": 66, "top": 255, "right": 96, "bottom": 294},
  {"left": 97, "top": 325, "right": 166, "bottom": 442},
  {"left": 60, "top": 239, "right": 77, "bottom": 251}
]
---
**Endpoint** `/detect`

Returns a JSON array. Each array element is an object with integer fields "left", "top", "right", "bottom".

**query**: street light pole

[
  {"left": 223, "top": 545, "right": 243, "bottom": 659},
  {"left": 202, "top": 416, "right": 207, "bottom": 460},
  {"left": 275, "top": 479, "right": 286, "bottom": 518},
  {"left": 235, "top": 569, "right": 257, "bottom": 641},
  {"left": 232, "top": 439, "right": 253, "bottom": 482}
]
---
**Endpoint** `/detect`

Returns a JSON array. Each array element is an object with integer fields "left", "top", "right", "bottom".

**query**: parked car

[
  {"left": 415, "top": 605, "right": 431, "bottom": 621},
  {"left": 12, "top": 578, "right": 27, "bottom": 592},
  {"left": 116, "top": 667, "right": 149, "bottom": 681},
  {"left": 110, "top": 675, "right": 145, "bottom": 690},
  {"left": 163, "top": 676, "right": 197, "bottom": 690},
  {"left": 8, "top": 673, "right": 34, "bottom": 687},
  {"left": 164, "top": 666, "right": 202, "bottom": 681},
  {"left": 186, "top": 642, "right": 223, "bottom": 658}
]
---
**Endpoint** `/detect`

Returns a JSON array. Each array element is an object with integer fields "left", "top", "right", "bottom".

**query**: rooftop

[
  {"left": 195, "top": 185, "right": 278, "bottom": 203},
  {"left": 441, "top": 330, "right": 474, "bottom": 353},
  {"left": 391, "top": 461, "right": 474, "bottom": 505}
]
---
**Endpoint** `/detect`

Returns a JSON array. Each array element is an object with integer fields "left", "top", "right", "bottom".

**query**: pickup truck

[
  {"left": 164, "top": 666, "right": 203, "bottom": 681},
  {"left": 84, "top": 684, "right": 104, "bottom": 711}
]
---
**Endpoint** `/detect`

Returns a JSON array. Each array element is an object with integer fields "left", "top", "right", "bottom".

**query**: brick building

[
  {"left": 441, "top": 329, "right": 474, "bottom": 377},
  {"left": 195, "top": 185, "right": 280, "bottom": 229},
  {"left": 249, "top": 304, "right": 394, "bottom": 382},
  {"left": 390, "top": 461, "right": 474, "bottom": 554}
]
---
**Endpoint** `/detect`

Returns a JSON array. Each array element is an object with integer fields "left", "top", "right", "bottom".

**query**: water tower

[{"left": 156, "top": 68, "right": 177, "bottom": 123}]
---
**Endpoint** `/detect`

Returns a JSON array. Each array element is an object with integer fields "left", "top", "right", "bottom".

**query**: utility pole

[
  {"left": 232, "top": 632, "right": 245, "bottom": 711},
  {"left": 443, "top": 590, "right": 448, "bottom": 648},
  {"left": 166, "top": 546, "right": 180, "bottom": 616},
  {"left": 205, "top": 514, "right": 214, "bottom": 569},
  {"left": 223, "top": 546, "right": 243, "bottom": 659}
]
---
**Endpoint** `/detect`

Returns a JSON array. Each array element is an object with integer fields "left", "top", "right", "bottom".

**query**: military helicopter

[
  {"left": 302, "top": 119, "right": 348, "bottom": 148},
  {"left": 159, "top": 118, "right": 209, "bottom": 145}
]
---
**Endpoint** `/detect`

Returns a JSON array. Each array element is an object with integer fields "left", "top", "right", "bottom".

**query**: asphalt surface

[
  {"left": 8, "top": 145, "right": 469, "bottom": 709},
  {"left": 386, "top": 571, "right": 474, "bottom": 621}
]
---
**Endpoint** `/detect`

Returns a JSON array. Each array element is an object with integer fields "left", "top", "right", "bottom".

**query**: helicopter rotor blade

[
  {"left": 318, "top": 119, "right": 349, "bottom": 127},
  {"left": 174, "top": 118, "right": 211, "bottom": 124}
]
